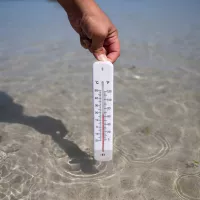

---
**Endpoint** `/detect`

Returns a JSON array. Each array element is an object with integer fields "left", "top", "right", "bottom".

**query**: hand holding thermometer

[{"left": 93, "top": 61, "right": 114, "bottom": 161}]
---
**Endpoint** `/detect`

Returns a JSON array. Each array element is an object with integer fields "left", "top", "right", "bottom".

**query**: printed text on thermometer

[{"left": 94, "top": 80, "right": 112, "bottom": 156}]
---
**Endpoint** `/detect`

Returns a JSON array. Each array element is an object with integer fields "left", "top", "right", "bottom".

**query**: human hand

[{"left": 57, "top": 0, "right": 120, "bottom": 63}]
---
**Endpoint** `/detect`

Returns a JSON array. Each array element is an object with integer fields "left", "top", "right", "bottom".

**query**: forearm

[{"left": 57, "top": 0, "right": 100, "bottom": 16}]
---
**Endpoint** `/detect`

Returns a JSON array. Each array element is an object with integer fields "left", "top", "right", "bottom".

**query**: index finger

[{"left": 104, "top": 35, "right": 120, "bottom": 63}]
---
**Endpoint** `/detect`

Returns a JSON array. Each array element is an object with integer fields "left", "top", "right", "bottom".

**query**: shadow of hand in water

[{"left": 0, "top": 91, "right": 98, "bottom": 174}]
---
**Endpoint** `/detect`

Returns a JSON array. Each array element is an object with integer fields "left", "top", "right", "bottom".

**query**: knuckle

[
  {"left": 93, "top": 26, "right": 108, "bottom": 38},
  {"left": 95, "top": 30, "right": 107, "bottom": 39},
  {"left": 115, "top": 28, "right": 119, "bottom": 35}
]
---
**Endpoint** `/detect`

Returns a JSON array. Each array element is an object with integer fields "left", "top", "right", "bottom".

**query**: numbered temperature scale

[{"left": 93, "top": 61, "right": 114, "bottom": 161}]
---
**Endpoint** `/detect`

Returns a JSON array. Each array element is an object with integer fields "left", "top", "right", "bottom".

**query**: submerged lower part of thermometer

[{"left": 93, "top": 61, "right": 114, "bottom": 161}]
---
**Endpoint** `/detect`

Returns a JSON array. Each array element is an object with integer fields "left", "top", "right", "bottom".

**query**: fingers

[
  {"left": 79, "top": 29, "right": 120, "bottom": 63},
  {"left": 90, "top": 33, "right": 107, "bottom": 61},
  {"left": 79, "top": 17, "right": 105, "bottom": 56},
  {"left": 80, "top": 32, "right": 109, "bottom": 62},
  {"left": 105, "top": 36, "right": 120, "bottom": 63},
  {"left": 91, "top": 29, "right": 120, "bottom": 63}
]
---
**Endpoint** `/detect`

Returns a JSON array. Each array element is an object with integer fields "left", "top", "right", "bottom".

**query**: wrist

[{"left": 57, "top": 0, "right": 99, "bottom": 17}]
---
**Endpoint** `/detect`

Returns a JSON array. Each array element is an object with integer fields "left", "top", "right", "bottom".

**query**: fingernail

[
  {"left": 97, "top": 54, "right": 108, "bottom": 61},
  {"left": 82, "top": 39, "right": 91, "bottom": 48}
]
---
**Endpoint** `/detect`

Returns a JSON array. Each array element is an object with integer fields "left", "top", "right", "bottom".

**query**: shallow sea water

[{"left": 0, "top": 0, "right": 200, "bottom": 200}]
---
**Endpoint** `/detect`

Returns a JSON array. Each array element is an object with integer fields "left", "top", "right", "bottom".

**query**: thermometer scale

[{"left": 93, "top": 61, "right": 114, "bottom": 161}]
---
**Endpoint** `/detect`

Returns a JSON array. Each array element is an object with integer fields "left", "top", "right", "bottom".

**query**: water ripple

[
  {"left": 175, "top": 173, "right": 200, "bottom": 200},
  {"left": 114, "top": 128, "right": 170, "bottom": 164}
]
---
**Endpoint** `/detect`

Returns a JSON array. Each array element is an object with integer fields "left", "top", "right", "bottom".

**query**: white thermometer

[{"left": 92, "top": 61, "right": 114, "bottom": 161}]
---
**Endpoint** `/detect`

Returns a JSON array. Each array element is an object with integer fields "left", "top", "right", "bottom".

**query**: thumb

[{"left": 90, "top": 34, "right": 108, "bottom": 61}]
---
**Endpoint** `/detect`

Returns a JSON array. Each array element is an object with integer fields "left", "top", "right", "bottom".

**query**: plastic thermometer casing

[{"left": 92, "top": 61, "right": 114, "bottom": 161}]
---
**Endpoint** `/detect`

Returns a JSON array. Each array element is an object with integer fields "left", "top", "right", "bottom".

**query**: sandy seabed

[{"left": 0, "top": 42, "right": 200, "bottom": 200}]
